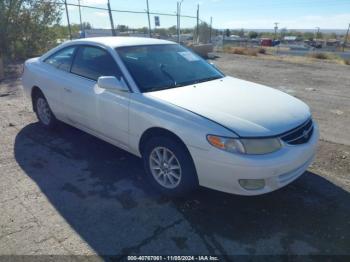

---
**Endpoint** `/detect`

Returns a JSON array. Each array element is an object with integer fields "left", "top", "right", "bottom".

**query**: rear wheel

[
  {"left": 143, "top": 136, "right": 198, "bottom": 196},
  {"left": 33, "top": 91, "right": 57, "bottom": 129}
]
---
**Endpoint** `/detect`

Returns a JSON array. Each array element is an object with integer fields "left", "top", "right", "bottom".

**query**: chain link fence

[{"left": 55, "top": 0, "right": 214, "bottom": 46}]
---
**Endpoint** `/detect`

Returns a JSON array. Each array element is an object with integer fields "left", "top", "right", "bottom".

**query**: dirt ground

[{"left": 0, "top": 55, "right": 349, "bottom": 257}]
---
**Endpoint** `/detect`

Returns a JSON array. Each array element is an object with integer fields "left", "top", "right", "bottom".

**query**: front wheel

[
  {"left": 33, "top": 92, "right": 57, "bottom": 129},
  {"left": 143, "top": 136, "right": 199, "bottom": 196}
]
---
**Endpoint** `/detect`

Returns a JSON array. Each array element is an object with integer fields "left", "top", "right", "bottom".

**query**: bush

[
  {"left": 308, "top": 53, "right": 329, "bottom": 60},
  {"left": 258, "top": 48, "right": 266, "bottom": 54},
  {"left": 232, "top": 47, "right": 246, "bottom": 55}
]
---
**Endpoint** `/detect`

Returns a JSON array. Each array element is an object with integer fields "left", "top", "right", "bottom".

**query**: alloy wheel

[{"left": 149, "top": 146, "right": 182, "bottom": 189}]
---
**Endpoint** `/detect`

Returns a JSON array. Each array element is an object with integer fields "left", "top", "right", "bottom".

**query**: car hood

[{"left": 146, "top": 76, "right": 311, "bottom": 137}]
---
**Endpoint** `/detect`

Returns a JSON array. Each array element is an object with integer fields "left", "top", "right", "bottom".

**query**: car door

[
  {"left": 40, "top": 45, "right": 77, "bottom": 121},
  {"left": 65, "top": 45, "right": 130, "bottom": 148}
]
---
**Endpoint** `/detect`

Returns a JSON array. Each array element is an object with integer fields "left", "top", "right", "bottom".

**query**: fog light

[{"left": 239, "top": 179, "right": 265, "bottom": 190}]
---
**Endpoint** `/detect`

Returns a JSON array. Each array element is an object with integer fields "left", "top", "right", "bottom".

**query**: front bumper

[{"left": 188, "top": 123, "right": 319, "bottom": 196}]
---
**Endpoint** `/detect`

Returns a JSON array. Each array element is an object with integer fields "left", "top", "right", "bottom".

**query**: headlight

[
  {"left": 207, "top": 135, "right": 245, "bottom": 154},
  {"left": 207, "top": 135, "right": 281, "bottom": 155},
  {"left": 240, "top": 138, "right": 282, "bottom": 154}
]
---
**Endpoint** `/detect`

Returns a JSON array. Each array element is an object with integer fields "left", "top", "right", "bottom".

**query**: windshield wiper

[
  {"left": 143, "top": 75, "right": 222, "bottom": 93},
  {"left": 193, "top": 76, "right": 223, "bottom": 84}
]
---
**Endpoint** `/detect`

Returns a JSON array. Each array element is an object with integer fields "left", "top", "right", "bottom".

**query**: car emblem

[{"left": 303, "top": 130, "right": 309, "bottom": 139}]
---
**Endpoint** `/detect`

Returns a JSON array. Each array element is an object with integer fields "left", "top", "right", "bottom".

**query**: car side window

[
  {"left": 71, "top": 46, "right": 122, "bottom": 81},
  {"left": 44, "top": 46, "right": 76, "bottom": 72}
]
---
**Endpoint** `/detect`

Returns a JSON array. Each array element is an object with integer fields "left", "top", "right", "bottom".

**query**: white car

[{"left": 22, "top": 37, "right": 319, "bottom": 196}]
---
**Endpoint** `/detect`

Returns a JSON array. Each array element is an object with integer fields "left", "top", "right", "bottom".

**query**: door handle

[{"left": 64, "top": 87, "right": 72, "bottom": 93}]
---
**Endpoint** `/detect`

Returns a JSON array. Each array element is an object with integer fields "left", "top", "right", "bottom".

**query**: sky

[{"left": 63, "top": 0, "right": 350, "bottom": 30}]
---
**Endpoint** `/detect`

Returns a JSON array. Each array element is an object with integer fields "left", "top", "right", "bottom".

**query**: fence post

[
  {"left": 0, "top": 55, "right": 4, "bottom": 81},
  {"left": 107, "top": 0, "right": 117, "bottom": 36},
  {"left": 146, "top": 0, "right": 152, "bottom": 38},
  {"left": 343, "top": 23, "right": 350, "bottom": 52},
  {"left": 78, "top": 0, "right": 84, "bottom": 37},
  {"left": 64, "top": 0, "right": 72, "bottom": 40},
  {"left": 177, "top": 2, "right": 180, "bottom": 43},
  {"left": 196, "top": 4, "right": 199, "bottom": 44},
  {"left": 209, "top": 16, "right": 212, "bottom": 43}
]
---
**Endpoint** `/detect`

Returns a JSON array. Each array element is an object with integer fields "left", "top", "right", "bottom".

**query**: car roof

[{"left": 70, "top": 36, "right": 175, "bottom": 48}]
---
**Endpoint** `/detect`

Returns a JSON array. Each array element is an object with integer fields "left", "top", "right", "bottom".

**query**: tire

[
  {"left": 33, "top": 91, "right": 57, "bottom": 129},
  {"left": 142, "top": 136, "right": 199, "bottom": 196}
]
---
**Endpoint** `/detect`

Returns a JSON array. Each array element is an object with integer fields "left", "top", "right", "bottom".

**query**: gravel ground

[{"left": 0, "top": 56, "right": 349, "bottom": 257}]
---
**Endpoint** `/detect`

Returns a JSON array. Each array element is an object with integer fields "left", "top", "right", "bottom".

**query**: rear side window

[
  {"left": 71, "top": 46, "right": 121, "bottom": 81},
  {"left": 44, "top": 46, "right": 76, "bottom": 72}
]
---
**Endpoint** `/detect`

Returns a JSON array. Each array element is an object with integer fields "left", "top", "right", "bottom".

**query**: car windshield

[{"left": 116, "top": 44, "right": 224, "bottom": 92}]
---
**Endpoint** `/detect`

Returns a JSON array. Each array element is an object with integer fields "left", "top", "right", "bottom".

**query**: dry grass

[
  {"left": 308, "top": 52, "right": 329, "bottom": 59},
  {"left": 222, "top": 46, "right": 267, "bottom": 57},
  {"left": 221, "top": 46, "right": 350, "bottom": 66},
  {"left": 307, "top": 52, "right": 339, "bottom": 60},
  {"left": 308, "top": 52, "right": 350, "bottom": 66},
  {"left": 263, "top": 46, "right": 291, "bottom": 53},
  {"left": 260, "top": 54, "right": 350, "bottom": 66},
  {"left": 261, "top": 55, "right": 314, "bottom": 64}
]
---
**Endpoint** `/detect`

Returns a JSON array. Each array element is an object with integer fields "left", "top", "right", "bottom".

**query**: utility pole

[
  {"left": 78, "top": 0, "right": 84, "bottom": 37},
  {"left": 107, "top": 0, "right": 116, "bottom": 36},
  {"left": 343, "top": 23, "right": 350, "bottom": 52},
  {"left": 274, "top": 22, "right": 279, "bottom": 40},
  {"left": 196, "top": 4, "right": 199, "bottom": 44},
  {"left": 209, "top": 16, "right": 212, "bottom": 43},
  {"left": 146, "top": 0, "right": 152, "bottom": 38},
  {"left": 64, "top": 0, "right": 72, "bottom": 40},
  {"left": 315, "top": 27, "right": 320, "bottom": 41}
]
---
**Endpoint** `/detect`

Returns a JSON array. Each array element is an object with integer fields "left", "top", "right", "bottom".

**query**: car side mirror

[{"left": 97, "top": 76, "right": 129, "bottom": 92}]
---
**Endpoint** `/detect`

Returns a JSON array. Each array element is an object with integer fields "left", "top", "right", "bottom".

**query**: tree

[
  {"left": 316, "top": 31, "right": 323, "bottom": 40},
  {"left": 168, "top": 26, "right": 177, "bottom": 35},
  {"left": 82, "top": 22, "right": 92, "bottom": 30},
  {"left": 304, "top": 32, "right": 314, "bottom": 41},
  {"left": 154, "top": 28, "right": 167, "bottom": 37},
  {"left": 117, "top": 24, "right": 128, "bottom": 32},
  {"left": 0, "top": 0, "right": 62, "bottom": 59},
  {"left": 136, "top": 27, "right": 148, "bottom": 34},
  {"left": 238, "top": 29, "right": 245, "bottom": 38},
  {"left": 225, "top": 29, "right": 230, "bottom": 37},
  {"left": 193, "top": 22, "right": 211, "bottom": 43},
  {"left": 248, "top": 31, "right": 258, "bottom": 39}
]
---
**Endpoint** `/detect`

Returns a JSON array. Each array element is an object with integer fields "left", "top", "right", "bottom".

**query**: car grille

[{"left": 281, "top": 119, "right": 314, "bottom": 145}]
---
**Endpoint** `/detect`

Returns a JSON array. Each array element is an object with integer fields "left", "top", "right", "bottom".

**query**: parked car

[
  {"left": 306, "top": 41, "right": 323, "bottom": 49},
  {"left": 22, "top": 37, "right": 319, "bottom": 196},
  {"left": 260, "top": 38, "right": 273, "bottom": 47}
]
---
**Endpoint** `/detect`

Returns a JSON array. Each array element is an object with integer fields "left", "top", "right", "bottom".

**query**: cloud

[{"left": 222, "top": 13, "right": 350, "bottom": 29}]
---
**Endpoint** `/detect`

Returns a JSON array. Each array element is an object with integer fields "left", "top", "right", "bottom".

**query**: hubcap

[
  {"left": 36, "top": 97, "right": 51, "bottom": 125},
  {"left": 149, "top": 147, "right": 182, "bottom": 189}
]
